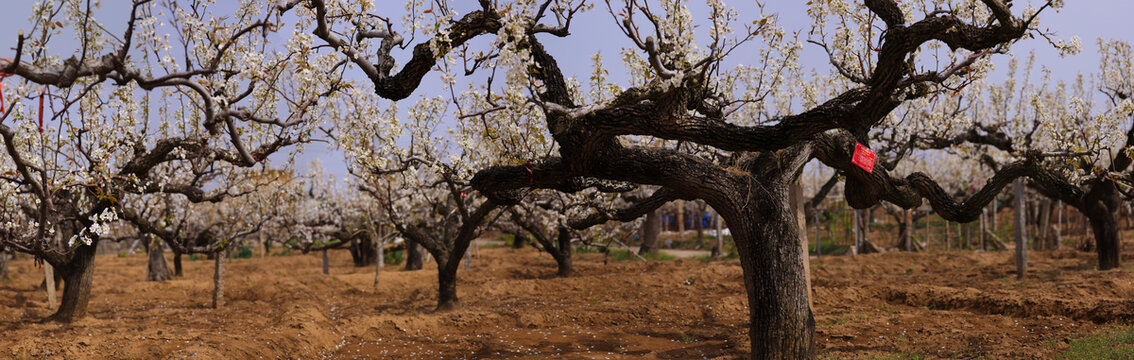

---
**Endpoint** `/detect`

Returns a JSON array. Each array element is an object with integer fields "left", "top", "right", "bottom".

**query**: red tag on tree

[
  {"left": 38, "top": 86, "right": 46, "bottom": 133},
  {"left": 852, "top": 142, "right": 875, "bottom": 173}
]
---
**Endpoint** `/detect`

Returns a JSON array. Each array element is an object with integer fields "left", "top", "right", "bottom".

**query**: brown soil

[{"left": 2, "top": 242, "right": 1133, "bottom": 359}]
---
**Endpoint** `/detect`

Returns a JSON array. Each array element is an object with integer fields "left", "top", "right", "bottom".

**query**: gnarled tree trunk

[
  {"left": 46, "top": 242, "right": 97, "bottom": 322},
  {"left": 722, "top": 180, "right": 815, "bottom": 359}
]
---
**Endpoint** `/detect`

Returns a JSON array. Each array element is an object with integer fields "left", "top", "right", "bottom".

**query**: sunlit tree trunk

[
  {"left": 47, "top": 242, "right": 97, "bottom": 322},
  {"left": 723, "top": 181, "right": 814, "bottom": 359}
]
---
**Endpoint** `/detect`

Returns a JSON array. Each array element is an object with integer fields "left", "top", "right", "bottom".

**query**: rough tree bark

[
  {"left": 726, "top": 176, "right": 815, "bottom": 358},
  {"left": 790, "top": 179, "right": 814, "bottom": 311},
  {"left": 46, "top": 242, "right": 97, "bottom": 322}
]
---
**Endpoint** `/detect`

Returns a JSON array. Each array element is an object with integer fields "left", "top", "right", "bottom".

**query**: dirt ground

[{"left": 2, "top": 239, "right": 1133, "bottom": 359}]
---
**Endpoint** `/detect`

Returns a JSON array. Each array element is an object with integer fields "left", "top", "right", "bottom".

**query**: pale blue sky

[{"left": 1, "top": 1, "right": 1129, "bottom": 185}]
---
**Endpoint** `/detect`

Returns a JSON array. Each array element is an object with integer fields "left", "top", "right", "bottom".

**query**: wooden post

[
  {"left": 676, "top": 200, "right": 685, "bottom": 239},
  {"left": 945, "top": 220, "right": 951, "bottom": 251},
  {"left": 714, "top": 211, "right": 724, "bottom": 258},
  {"left": 44, "top": 265, "right": 57, "bottom": 310},
  {"left": 814, "top": 211, "right": 822, "bottom": 258},
  {"left": 975, "top": 207, "right": 984, "bottom": 249},
  {"left": 851, "top": 209, "right": 860, "bottom": 256},
  {"left": 372, "top": 223, "right": 384, "bottom": 287},
  {"left": 322, "top": 248, "right": 330, "bottom": 275},
  {"left": 989, "top": 200, "right": 997, "bottom": 237},
  {"left": 1013, "top": 178, "right": 1027, "bottom": 279},
  {"left": 213, "top": 252, "right": 226, "bottom": 308},
  {"left": 920, "top": 210, "right": 927, "bottom": 252},
  {"left": 465, "top": 247, "right": 472, "bottom": 270},
  {"left": 1055, "top": 201, "right": 1063, "bottom": 249},
  {"left": 960, "top": 222, "right": 967, "bottom": 250}
]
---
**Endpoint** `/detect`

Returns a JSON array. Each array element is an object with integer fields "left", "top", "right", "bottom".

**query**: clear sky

[{"left": 2, "top": 1, "right": 1130, "bottom": 186}]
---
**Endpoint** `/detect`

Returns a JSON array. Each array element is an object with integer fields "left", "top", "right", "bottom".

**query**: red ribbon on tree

[
  {"left": 37, "top": 86, "right": 46, "bottom": 133},
  {"left": 0, "top": 57, "right": 10, "bottom": 113},
  {"left": 0, "top": 56, "right": 14, "bottom": 113},
  {"left": 852, "top": 142, "right": 876, "bottom": 173},
  {"left": 0, "top": 73, "right": 10, "bottom": 113},
  {"left": 523, "top": 161, "right": 534, "bottom": 185}
]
